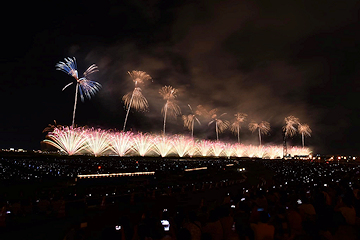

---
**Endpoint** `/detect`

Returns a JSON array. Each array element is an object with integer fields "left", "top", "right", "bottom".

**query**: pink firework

[
  {"left": 43, "top": 127, "right": 88, "bottom": 155},
  {"left": 211, "top": 142, "right": 225, "bottom": 157},
  {"left": 152, "top": 136, "right": 174, "bottom": 157},
  {"left": 110, "top": 131, "right": 134, "bottom": 156},
  {"left": 196, "top": 140, "right": 213, "bottom": 157},
  {"left": 85, "top": 128, "right": 112, "bottom": 157},
  {"left": 131, "top": 133, "right": 154, "bottom": 157},
  {"left": 171, "top": 135, "right": 194, "bottom": 157}
]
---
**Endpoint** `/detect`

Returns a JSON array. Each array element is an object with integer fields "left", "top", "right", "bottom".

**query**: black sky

[{"left": 1, "top": 0, "right": 360, "bottom": 155}]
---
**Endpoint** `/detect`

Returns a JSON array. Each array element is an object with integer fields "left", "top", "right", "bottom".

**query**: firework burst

[
  {"left": 43, "top": 128, "right": 310, "bottom": 158},
  {"left": 249, "top": 121, "right": 270, "bottom": 146},
  {"left": 56, "top": 57, "right": 101, "bottom": 127},
  {"left": 283, "top": 115, "right": 300, "bottom": 138},
  {"left": 208, "top": 109, "right": 229, "bottom": 141},
  {"left": 85, "top": 128, "right": 111, "bottom": 157},
  {"left": 182, "top": 104, "right": 201, "bottom": 138},
  {"left": 197, "top": 140, "right": 213, "bottom": 157},
  {"left": 298, "top": 123, "right": 312, "bottom": 148},
  {"left": 43, "top": 127, "right": 88, "bottom": 155},
  {"left": 159, "top": 86, "right": 181, "bottom": 135},
  {"left": 131, "top": 133, "right": 154, "bottom": 157},
  {"left": 171, "top": 135, "right": 194, "bottom": 157},
  {"left": 152, "top": 136, "right": 174, "bottom": 157},
  {"left": 123, "top": 71, "right": 152, "bottom": 131},
  {"left": 211, "top": 142, "right": 225, "bottom": 157},
  {"left": 110, "top": 131, "right": 134, "bottom": 156},
  {"left": 230, "top": 113, "right": 247, "bottom": 143}
]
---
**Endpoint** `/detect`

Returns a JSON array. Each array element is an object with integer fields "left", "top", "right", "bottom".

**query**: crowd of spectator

[{"left": 1, "top": 158, "right": 360, "bottom": 240}]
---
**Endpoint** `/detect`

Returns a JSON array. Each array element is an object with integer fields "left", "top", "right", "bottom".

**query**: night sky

[{"left": 2, "top": 0, "right": 360, "bottom": 155}]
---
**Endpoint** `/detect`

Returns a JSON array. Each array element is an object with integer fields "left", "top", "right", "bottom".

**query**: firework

[
  {"left": 131, "top": 133, "right": 154, "bottom": 157},
  {"left": 152, "top": 136, "right": 174, "bottom": 157},
  {"left": 283, "top": 115, "right": 300, "bottom": 138},
  {"left": 266, "top": 146, "right": 283, "bottom": 159},
  {"left": 56, "top": 57, "right": 101, "bottom": 127},
  {"left": 211, "top": 142, "right": 225, "bottom": 157},
  {"left": 159, "top": 86, "right": 181, "bottom": 135},
  {"left": 182, "top": 104, "right": 201, "bottom": 138},
  {"left": 288, "top": 146, "right": 312, "bottom": 156},
  {"left": 298, "top": 123, "right": 312, "bottom": 148},
  {"left": 43, "top": 128, "right": 311, "bottom": 158},
  {"left": 85, "top": 128, "right": 111, "bottom": 157},
  {"left": 171, "top": 135, "right": 194, "bottom": 157},
  {"left": 197, "top": 140, "right": 213, "bottom": 157},
  {"left": 246, "top": 145, "right": 266, "bottom": 158},
  {"left": 230, "top": 113, "right": 247, "bottom": 143},
  {"left": 233, "top": 144, "right": 247, "bottom": 158},
  {"left": 208, "top": 110, "right": 229, "bottom": 141},
  {"left": 223, "top": 143, "right": 235, "bottom": 158},
  {"left": 110, "top": 131, "right": 134, "bottom": 156},
  {"left": 43, "top": 127, "right": 88, "bottom": 155},
  {"left": 249, "top": 121, "right": 270, "bottom": 146},
  {"left": 123, "top": 71, "right": 152, "bottom": 131}
]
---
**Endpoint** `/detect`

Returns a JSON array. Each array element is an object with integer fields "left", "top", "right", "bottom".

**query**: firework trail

[
  {"left": 298, "top": 123, "right": 312, "bottom": 148},
  {"left": 249, "top": 121, "right": 270, "bottom": 146},
  {"left": 109, "top": 131, "right": 134, "bottom": 156},
  {"left": 159, "top": 86, "right": 181, "bottom": 135},
  {"left": 123, "top": 71, "right": 152, "bottom": 131},
  {"left": 43, "top": 127, "right": 88, "bottom": 155},
  {"left": 207, "top": 109, "right": 229, "bottom": 141},
  {"left": 230, "top": 113, "right": 247, "bottom": 143},
  {"left": 182, "top": 104, "right": 201, "bottom": 138},
  {"left": 56, "top": 57, "right": 101, "bottom": 127}
]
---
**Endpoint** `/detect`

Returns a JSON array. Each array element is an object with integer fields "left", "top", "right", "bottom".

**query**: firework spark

[
  {"left": 211, "top": 142, "right": 225, "bottom": 157},
  {"left": 85, "top": 128, "right": 111, "bottom": 157},
  {"left": 249, "top": 121, "right": 270, "bottom": 146},
  {"left": 131, "top": 133, "right": 154, "bottom": 157},
  {"left": 110, "top": 131, "right": 134, "bottom": 156},
  {"left": 230, "top": 113, "right": 247, "bottom": 143},
  {"left": 123, "top": 71, "right": 152, "bottom": 131},
  {"left": 182, "top": 104, "right": 201, "bottom": 138},
  {"left": 56, "top": 57, "right": 101, "bottom": 127},
  {"left": 43, "top": 127, "right": 88, "bottom": 155},
  {"left": 208, "top": 109, "right": 229, "bottom": 141},
  {"left": 298, "top": 123, "right": 312, "bottom": 148},
  {"left": 152, "top": 136, "right": 174, "bottom": 157},
  {"left": 283, "top": 115, "right": 300, "bottom": 137},
  {"left": 171, "top": 135, "right": 194, "bottom": 157},
  {"left": 197, "top": 140, "right": 213, "bottom": 157},
  {"left": 159, "top": 86, "right": 181, "bottom": 135},
  {"left": 43, "top": 128, "right": 311, "bottom": 158}
]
